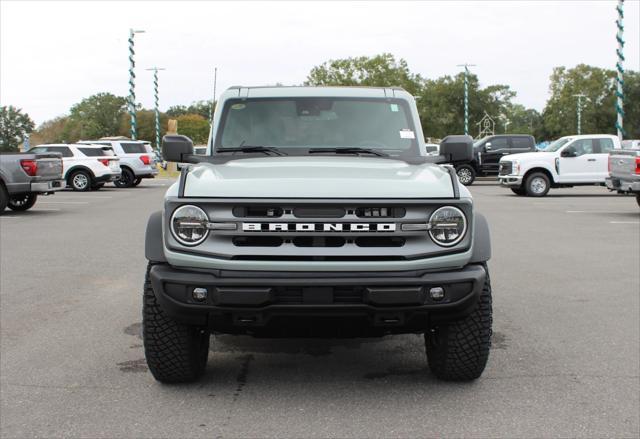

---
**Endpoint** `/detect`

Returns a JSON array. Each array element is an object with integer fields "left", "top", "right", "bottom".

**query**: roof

[{"left": 220, "top": 85, "right": 413, "bottom": 100}]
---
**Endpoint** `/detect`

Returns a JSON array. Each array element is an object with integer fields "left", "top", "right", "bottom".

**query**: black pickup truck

[{"left": 447, "top": 135, "right": 536, "bottom": 185}]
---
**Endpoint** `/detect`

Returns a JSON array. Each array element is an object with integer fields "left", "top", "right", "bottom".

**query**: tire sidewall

[
  {"left": 115, "top": 168, "right": 135, "bottom": 188},
  {"left": 456, "top": 165, "right": 476, "bottom": 186},
  {"left": 69, "top": 170, "right": 91, "bottom": 191},
  {"left": 8, "top": 193, "right": 38, "bottom": 211},
  {"left": 525, "top": 172, "right": 550, "bottom": 197}
]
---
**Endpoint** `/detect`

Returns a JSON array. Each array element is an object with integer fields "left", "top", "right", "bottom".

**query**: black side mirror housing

[
  {"left": 162, "top": 135, "right": 194, "bottom": 162},
  {"left": 439, "top": 135, "right": 474, "bottom": 162},
  {"left": 561, "top": 147, "right": 576, "bottom": 158}
]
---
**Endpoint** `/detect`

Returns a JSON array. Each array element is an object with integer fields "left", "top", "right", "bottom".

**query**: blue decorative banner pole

[
  {"left": 457, "top": 63, "right": 476, "bottom": 136},
  {"left": 128, "top": 29, "right": 145, "bottom": 140},
  {"left": 146, "top": 67, "right": 166, "bottom": 150},
  {"left": 572, "top": 93, "right": 587, "bottom": 135},
  {"left": 615, "top": 0, "right": 625, "bottom": 140}
]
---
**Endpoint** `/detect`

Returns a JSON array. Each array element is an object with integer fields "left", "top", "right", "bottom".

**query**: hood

[
  {"left": 501, "top": 151, "right": 553, "bottom": 161},
  {"left": 183, "top": 156, "right": 455, "bottom": 198}
]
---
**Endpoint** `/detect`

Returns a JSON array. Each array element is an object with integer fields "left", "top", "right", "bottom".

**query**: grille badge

[{"left": 242, "top": 223, "right": 396, "bottom": 232}]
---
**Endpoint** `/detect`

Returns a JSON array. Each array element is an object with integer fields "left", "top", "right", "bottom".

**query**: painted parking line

[
  {"left": 54, "top": 195, "right": 113, "bottom": 199},
  {"left": 31, "top": 208, "right": 61, "bottom": 212},
  {"left": 566, "top": 210, "right": 634, "bottom": 214},
  {"left": 609, "top": 221, "right": 640, "bottom": 225},
  {"left": 37, "top": 201, "right": 90, "bottom": 205}
]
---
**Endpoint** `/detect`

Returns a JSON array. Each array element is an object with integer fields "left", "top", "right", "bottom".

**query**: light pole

[
  {"left": 615, "top": 0, "right": 625, "bottom": 140},
  {"left": 210, "top": 67, "right": 218, "bottom": 122},
  {"left": 572, "top": 93, "right": 587, "bottom": 135},
  {"left": 146, "top": 67, "right": 166, "bottom": 150},
  {"left": 128, "top": 29, "right": 145, "bottom": 140},
  {"left": 457, "top": 63, "right": 476, "bottom": 136}
]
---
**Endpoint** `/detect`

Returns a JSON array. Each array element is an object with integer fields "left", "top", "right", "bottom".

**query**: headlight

[
  {"left": 512, "top": 160, "right": 520, "bottom": 175},
  {"left": 171, "top": 205, "right": 209, "bottom": 246},
  {"left": 428, "top": 206, "right": 467, "bottom": 247}
]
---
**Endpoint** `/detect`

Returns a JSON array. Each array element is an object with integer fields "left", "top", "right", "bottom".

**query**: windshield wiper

[
  {"left": 216, "top": 146, "right": 287, "bottom": 156},
  {"left": 308, "top": 147, "right": 389, "bottom": 157}
]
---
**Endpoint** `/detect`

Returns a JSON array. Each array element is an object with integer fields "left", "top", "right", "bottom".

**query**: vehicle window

[
  {"left": 216, "top": 98, "right": 418, "bottom": 156},
  {"left": 46, "top": 146, "right": 73, "bottom": 157},
  {"left": 77, "top": 147, "right": 106, "bottom": 157},
  {"left": 120, "top": 142, "right": 147, "bottom": 154},
  {"left": 28, "top": 147, "right": 45, "bottom": 153},
  {"left": 597, "top": 138, "right": 615, "bottom": 154},
  {"left": 546, "top": 137, "right": 572, "bottom": 152},
  {"left": 511, "top": 137, "right": 531, "bottom": 150},
  {"left": 488, "top": 138, "right": 508, "bottom": 150},
  {"left": 569, "top": 139, "right": 594, "bottom": 156}
]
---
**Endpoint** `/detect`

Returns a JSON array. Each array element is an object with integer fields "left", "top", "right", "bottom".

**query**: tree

[
  {"left": 622, "top": 70, "right": 640, "bottom": 139},
  {"left": 176, "top": 114, "right": 210, "bottom": 144},
  {"left": 30, "top": 116, "right": 71, "bottom": 145},
  {"left": 305, "top": 53, "right": 424, "bottom": 95},
  {"left": 67, "top": 92, "right": 127, "bottom": 140},
  {"left": 0, "top": 106, "right": 35, "bottom": 152},
  {"left": 118, "top": 109, "right": 169, "bottom": 146},
  {"left": 167, "top": 100, "right": 215, "bottom": 119}
]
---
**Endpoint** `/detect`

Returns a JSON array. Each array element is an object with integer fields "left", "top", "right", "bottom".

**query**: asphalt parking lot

[{"left": 1, "top": 179, "right": 638, "bottom": 438}]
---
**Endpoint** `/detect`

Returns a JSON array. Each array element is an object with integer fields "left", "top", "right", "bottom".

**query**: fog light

[
  {"left": 192, "top": 287, "right": 208, "bottom": 302},
  {"left": 429, "top": 287, "right": 445, "bottom": 301}
]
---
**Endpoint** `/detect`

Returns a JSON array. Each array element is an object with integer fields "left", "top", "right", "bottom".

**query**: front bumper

[
  {"left": 30, "top": 179, "right": 66, "bottom": 193},
  {"left": 149, "top": 263, "right": 487, "bottom": 334},
  {"left": 498, "top": 175, "right": 523, "bottom": 187},
  {"left": 606, "top": 177, "right": 640, "bottom": 193}
]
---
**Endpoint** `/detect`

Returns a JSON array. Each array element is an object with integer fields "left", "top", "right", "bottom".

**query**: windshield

[
  {"left": 215, "top": 98, "right": 419, "bottom": 157},
  {"left": 545, "top": 137, "right": 573, "bottom": 152}
]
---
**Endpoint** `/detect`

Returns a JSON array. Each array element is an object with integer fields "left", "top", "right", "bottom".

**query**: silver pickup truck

[
  {"left": 0, "top": 152, "right": 65, "bottom": 212},
  {"left": 606, "top": 145, "right": 640, "bottom": 207}
]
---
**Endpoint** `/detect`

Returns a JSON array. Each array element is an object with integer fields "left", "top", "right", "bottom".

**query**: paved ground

[{"left": 1, "top": 179, "right": 638, "bottom": 438}]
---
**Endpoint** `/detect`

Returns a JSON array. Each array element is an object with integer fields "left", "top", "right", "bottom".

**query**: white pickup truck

[{"left": 498, "top": 134, "right": 621, "bottom": 196}]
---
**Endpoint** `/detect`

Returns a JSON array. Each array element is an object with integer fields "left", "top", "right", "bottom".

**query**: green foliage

[
  {"left": 305, "top": 53, "right": 424, "bottom": 95},
  {"left": 118, "top": 110, "right": 169, "bottom": 146},
  {"left": 66, "top": 92, "right": 128, "bottom": 141},
  {"left": 167, "top": 100, "right": 215, "bottom": 119},
  {"left": 176, "top": 114, "right": 210, "bottom": 144},
  {"left": 0, "top": 106, "right": 35, "bottom": 152},
  {"left": 622, "top": 70, "right": 640, "bottom": 138},
  {"left": 31, "top": 116, "right": 71, "bottom": 145}
]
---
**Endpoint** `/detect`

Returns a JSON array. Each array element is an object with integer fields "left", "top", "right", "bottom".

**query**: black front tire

[
  {"left": 0, "top": 184, "right": 8, "bottom": 212},
  {"left": 132, "top": 177, "right": 143, "bottom": 186},
  {"left": 636, "top": 194, "right": 640, "bottom": 208},
  {"left": 114, "top": 168, "right": 135, "bottom": 188},
  {"left": 8, "top": 193, "right": 38, "bottom": 211},
  {"left": 425, "top": 264, "right": 493, "bottom": 381},
  {"left": 143, "top": 264, "right": 210, "bottom": 383},
  {"left": 456, "top": 165, "right": 476, "bottom": 186},
  {"left": 510, "top": 187, "right": 527, "bottom": 196}
]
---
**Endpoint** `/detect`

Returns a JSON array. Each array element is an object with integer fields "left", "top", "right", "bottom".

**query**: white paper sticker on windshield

[
  {"left": 399, "top": 129, "right": 415, "bottom": 139},
  {"left": 390, "top": 104, "right": 399, "bottom": 112}
]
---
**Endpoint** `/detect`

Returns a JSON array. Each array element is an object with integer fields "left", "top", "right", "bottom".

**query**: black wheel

[
  {"left": 8, "top": 193, "right": 38, "bottom": 211},
  {"left": 425, "top": 264, "right": 493, "bottom": 381},
  {"left": 132, "top": 177, "right": 143, "bottom": 186},
  {"left": 636, "top": 194, "right": 640, "bottom": 208},
  {"left": 456, "top": 165, "right": 476, "bottom": 186},
  {"left": 524, "top": 172, "right": 550, "bottom": 197},
  {"left": 510, "top": 187, "right": 527, "bottom": 196},
  {"left": 0, "top": 184, "right": 8, "bottom": 212},
  {"left": 91, "top": 183, "right": 105, "bottom": 191},
  {"left": 143, "top": 263, "right": 209, "bottom": 383},
  {"left": 114, "top": 168, "right": 135, "bottom": 188},
  {"left": 69, "top": 170, "right": 91, "bottom": 191}
]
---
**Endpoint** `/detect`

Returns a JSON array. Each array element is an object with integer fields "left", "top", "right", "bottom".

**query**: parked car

[
  {"left": 446, "top": 134, "right": 536, "bottom": 185},
  {"left": 29, "top": 144, "right": 121, "bottom": 191},
  {"left": 142, "top": 86, "right": 493, "bottom": 384},
  {"left": 606, "top": 146, "right": 640, "bottom": 207},
  {"left": 78, "top": 137, "right": 158, "bottom": 188},
  {"left": 621, "top": 139, "right": 640, "bottom": 150},
  {"left": 498, "top": 134, "right": 621, "bottom": 196},
  {"left": 0, "top": 151, "right": 65, "bottom": 212}
]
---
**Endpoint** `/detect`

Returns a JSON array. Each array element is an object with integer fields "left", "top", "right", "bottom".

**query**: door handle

[{"left": 587, "top": 158, "right": 596, "bottom": 162}]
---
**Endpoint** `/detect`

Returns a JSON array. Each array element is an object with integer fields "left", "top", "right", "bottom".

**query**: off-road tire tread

[
  {"left": 143, "top": 263, "right": 209, "bottom": 383},
  {"left": 8, "top": 193, "right": 38, "bottom": 211},
  {"left": 426, "top": 264, "right": 492, "bottom": 381}
]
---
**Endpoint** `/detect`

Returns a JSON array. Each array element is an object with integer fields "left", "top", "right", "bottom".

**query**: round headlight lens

[
  {"left": 171, "top": 205, "right": 209, "bottom": 246},
  {"left": 428, "top": 206, "right": 467, "bottom": 247}
]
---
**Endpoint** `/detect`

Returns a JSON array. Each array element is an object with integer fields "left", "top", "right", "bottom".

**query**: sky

[{"left": 1, "top": 0, "right": 639, "bottom": 125}]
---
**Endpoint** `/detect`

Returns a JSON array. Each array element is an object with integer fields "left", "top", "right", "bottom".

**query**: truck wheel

[
  {"left": 133, "top": 177, "right": 143, "bottom": 186},
  {"left": 0, "top": 184, "right": 8, "bottom": 212},
  {"left": 115, "top": 168, "right": 134, "bottom": 188},
  {"left": 69, "top": 170, "right": 91, "bottom": 191},
  {"left": 525, "top": 172, "right": 550, "bottom": 197},
  {"left": 8, "top": 193, "right": 38, "bottom": 211},
  {"left": 636, "top": 194, "right": 640, "bottom": 208},
  {"left": 455, "top": 165, "right": 476, "bottom": 186},
  {"left": 510, "top": 187, "right": 527, "bottom": 196},
  {"left": 143, "top": 264, "right": 210, "bottom": 383},
  {"left": 425, "top": 264, "right": 492, "bottom": 381}
]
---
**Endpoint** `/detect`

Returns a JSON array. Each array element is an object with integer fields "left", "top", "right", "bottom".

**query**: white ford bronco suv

[{"left": 143, "top": 86, "right": 493, "bottom": 383}]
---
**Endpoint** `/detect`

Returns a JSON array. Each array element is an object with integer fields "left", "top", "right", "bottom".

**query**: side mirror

[
  {"left": 439, "top": 135, "right": 474, "bottom": 162},
  {"left": 162, "top": 134, "right": 194, "bottom": 162},
  {"left": 485, "top": 142, "right": 492, "bottom": 151},
  {"left": 561, "top": 147, "right": 576, "bottom": 158}
]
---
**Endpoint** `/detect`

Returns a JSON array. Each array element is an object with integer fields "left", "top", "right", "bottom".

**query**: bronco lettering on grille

[{"left": 242, "top": 223, "right": 396, "bottom": 232}]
